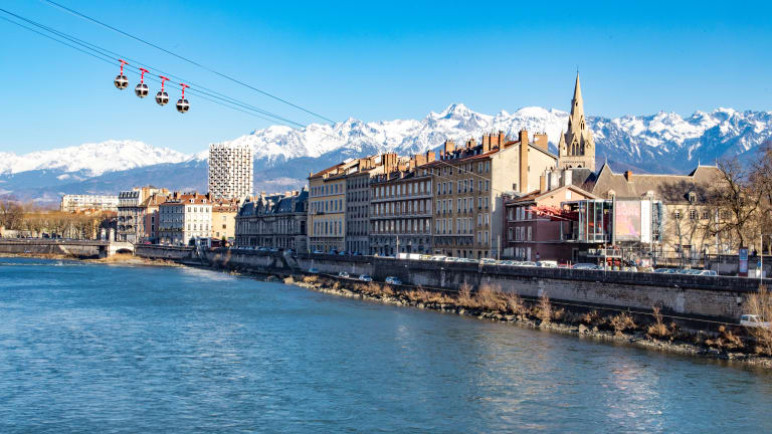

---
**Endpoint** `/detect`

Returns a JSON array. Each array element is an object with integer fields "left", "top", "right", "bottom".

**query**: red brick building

[{"left": 503, "top": 184, "right": 597, "bottom": 262}]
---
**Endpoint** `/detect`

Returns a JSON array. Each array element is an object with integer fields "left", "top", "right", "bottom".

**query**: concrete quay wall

[
  {"left": 134, "top": 245, "right": 194, "bottom": 260},
  {"left": 137, "top": 247, "right": 767, "bottom": 322},
  {"left": 0, "top": 239, "right": 103, "bottom": 258}
]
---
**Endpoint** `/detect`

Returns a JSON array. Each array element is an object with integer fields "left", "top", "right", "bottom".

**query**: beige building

[
  {"left": 428, "top": 130, "right": 558, "bottom": 259},
  {"left": 118, "top": 186, "right": 169, "bottom": 243},
  {"left": 211, "top": 197, "right": 240, "bottom": 241},
  {"left": 558, "top": 74, "right": 596, "bottom": 172},
  {"left": 141, "top": 192, "right": 170, "bottom": 243},
  {"left": 369, "top": 153, "right": 435, "bottom": 256},
  {"left": 308, "top": 163, "right": 349, "bottom": 253},
  {"left": 589, "top": 164, "right": 723, "bottom": 264}
]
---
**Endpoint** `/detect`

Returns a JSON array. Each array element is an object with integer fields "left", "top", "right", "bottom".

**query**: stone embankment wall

[
  {"left": 137, "top": 247, "right": 768, "bottom": 322},
  {"left": 0, "top": 239, "right": 104, "bottom": 258},
  {"left": 134, "top": 245, "right": 194, "bottom": 260}
]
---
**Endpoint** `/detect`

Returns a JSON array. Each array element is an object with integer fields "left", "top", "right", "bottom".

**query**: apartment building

[
  {"left": 117, "top": 186, "right": 169, "bottom": 243},
  {"left": 428, "top": 130, "right": 558, "bottom": 259},
  {"left": 369, "top": 153, "right": 435, "bottom": 256},
  {"left": 211, "top": 197, "right": 240, "bottom": 241},
  {"left": 208, "top": 142, "right": 254, "bottom": 199},
  {"left": 235, "top": 189, "right": 308, "bottom": 251},
  {"left": 60, "top": 194, "right": 119, "bottom": 213},
  {"left": 141, "top": 192, "right": 170, "bottom": 243},
  {"left": 503, "top": 184, "right": 598, "bottom": 261},
  {"left": 345, "top": 157, "right": 388, "bottom": 254},
  {"left": 307, "top": 161, "right": 355, "bottom": 253},
  {"left": 158, "top": 192, "right": 212, "bottom": 246}
]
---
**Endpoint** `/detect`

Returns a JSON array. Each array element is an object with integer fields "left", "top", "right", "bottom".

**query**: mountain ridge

[{"left": 1, "top": 104, "right": 770, "bottom": 203}]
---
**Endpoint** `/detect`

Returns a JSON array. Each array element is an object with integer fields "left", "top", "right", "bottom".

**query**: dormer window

[{"left": 688, "top": 192, "right": 697, "bottom": 204}]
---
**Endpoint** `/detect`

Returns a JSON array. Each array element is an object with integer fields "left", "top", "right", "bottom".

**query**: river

[{"left": 0, "top": 257, "right": 770, "bottom": 432}]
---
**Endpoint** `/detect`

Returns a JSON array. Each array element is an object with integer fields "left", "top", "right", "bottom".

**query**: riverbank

[
  {"left": 282, "top": 274, "right": 772, "bottom": 369},
  {"left": 0, "top": 252, "right": 183, "bottom": 268}
]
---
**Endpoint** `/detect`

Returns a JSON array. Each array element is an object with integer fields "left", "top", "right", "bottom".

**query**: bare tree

[{"left": 709, "top": 158, "right": 761, "bottom": 248}]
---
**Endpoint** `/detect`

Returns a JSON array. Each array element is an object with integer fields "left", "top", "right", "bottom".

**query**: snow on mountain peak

[{"left": 0, "top": 140, "right": 191, "bottom": 176}]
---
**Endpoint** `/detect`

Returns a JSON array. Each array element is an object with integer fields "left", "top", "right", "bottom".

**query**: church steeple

[{"left": 559, "top": 73, "right": 595, "bottom": 172}]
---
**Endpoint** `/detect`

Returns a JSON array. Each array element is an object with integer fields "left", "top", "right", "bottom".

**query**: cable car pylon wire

[
  {"left": 40, "top": 0, "right": 336, "bottom": 124},
  {"left": 0, "top": 6, "right": 301, "bottom": 125},
  {"left": 0, "top": 7, "right": 310, "bottom": 127}
]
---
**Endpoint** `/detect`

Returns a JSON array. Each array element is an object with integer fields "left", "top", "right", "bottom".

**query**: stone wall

[
  {"left": 0, "top": 240, "right": 104, "bottom": 258},
  {"left": 134, "top": 245, "right": 194, "bottom": 260},
  {"left": 197, "top": 250, "right": 766, "bottom": 322}
]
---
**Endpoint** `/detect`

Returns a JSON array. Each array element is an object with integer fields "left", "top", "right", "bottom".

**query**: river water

[{"left": 0, "top": 257, "right": 770, "bottom": 432}]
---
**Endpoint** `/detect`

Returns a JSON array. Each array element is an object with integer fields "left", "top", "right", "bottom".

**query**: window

[
  {"left": 689, "top": 209, "right": 697, "bottom": 220},
  {"left": 674, "top": 210, "right": 682, "bottom": 220}
]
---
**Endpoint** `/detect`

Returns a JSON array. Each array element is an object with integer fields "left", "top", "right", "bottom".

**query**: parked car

[
  {"left": 385, "top": 276, "right": 402, "bottom": 285},
  {"left": 312, "top": 250, "right": 324, "bottom": 254},
  {"left": 358, "top": 274, "right": 373, "bottom": 282},
  {"left": 519, "top": 261, "right": 537, "bottom": 267},
  {"left": 536, "top": 260, "right": 558, "bottom": 268},
  {"left": 308, "top": 267, "right": 319, "bottom": 274},
  {"left": 740, "top": 314, "right": 771, "bottom": 328},
  {"left": 573, "top": 263, "right": 599, "bottom": 270},
  {"left": 338, "top": 271, "right": 350, "bottom": 278},
  {"left": 697, "top": 270, "right": 718, "bottom": 276},
  {"left": 458, "top": 258, "right": 477, "bottom": 263},
  {"left": 480, "top": 258, "right": 498, "bottom": 265},
  {"left": 430, "top": 255, "right": 447, "bottom": 261}
]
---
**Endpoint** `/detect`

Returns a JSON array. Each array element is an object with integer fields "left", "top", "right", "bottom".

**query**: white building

[
  {"left": 60, "top": 194, "right": 119, "bottom": 212},
  {"left": 208, "top": 142, "right": 254, "bottom": 199},
  {"left": 158, "top": 192, "right": 212, "bottom": 246}
]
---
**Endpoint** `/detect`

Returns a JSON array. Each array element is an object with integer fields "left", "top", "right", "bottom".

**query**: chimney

[
  {"left": 625, "top": 170, "right": 633, "bottom": 182},
  {"left": 540, "top": 174, "right": 547, "bottom": 193},
  {"left": 481, "top": 135, "right": 491, "bottom": 153},
  {"left": 497, "top": 131, "right": 506, "bottom": 147},
  {"left": 533, "top": 133, "right": 548, "bottom": 151},
  {"left": 426, "top": 150, "right": 436, "bottom": 162},
  {"left": 519, "top": 130, "right": 529, "bottom": 194},
  {"left": 443, "top": 140, "right": 455, "bottom": 155}
]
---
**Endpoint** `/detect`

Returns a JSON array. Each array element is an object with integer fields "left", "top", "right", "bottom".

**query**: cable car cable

[
  {"left": 0, "top": 7, "right": 307, "bottom": 127},
  {"left": 40, "top": 0, "right": 336, "bottom": 124}
]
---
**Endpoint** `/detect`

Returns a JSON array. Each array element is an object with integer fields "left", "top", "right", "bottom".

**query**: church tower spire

[{"left": 559, "top": 73, "right": 596, "bottom": 172}]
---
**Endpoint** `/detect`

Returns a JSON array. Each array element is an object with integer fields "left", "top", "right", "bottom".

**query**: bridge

[{"left": 0, "top": 239, "right": 135, "bottom": 258}]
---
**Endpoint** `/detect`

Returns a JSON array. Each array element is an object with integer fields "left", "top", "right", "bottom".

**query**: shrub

[
  {"left": 537, "top": 293, "right": 552, "bottom": 324},
  {"left": 745, "top": 285, "right": 772, "bottom": 356},
  {"left": 580, "top": 310, "right": 600, "bottom": 326},
  {"left": 475, "top": 284, "right": 506, "bottom": 311},
  {"left": 505, "top": 292, "right": 525, "bottom": 316},
  {"left": 457, "top": 283, "right": 476, "bottom": 308},
  {"left": 647, "top": 306, "right": 670, "bottom": 339},
  {"left": 610, "top": 312, "right": 636, "bottom": 334}
]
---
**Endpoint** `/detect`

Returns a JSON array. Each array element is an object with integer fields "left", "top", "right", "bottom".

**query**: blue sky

[{"left": 0, "top": 0, "right": 770, "bottom": 154}]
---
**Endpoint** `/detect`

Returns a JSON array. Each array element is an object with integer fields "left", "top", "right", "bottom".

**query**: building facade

[
  {"left": 308, "top": 163, "right": 350, "bottom": 253},
  {"left": 158, "top": 193, "right": 212, "bottom": 246},
  {"left": 370, "top": 163, "right": 434, "bottom": 256},
  {"left": 60, "top": 194, "right": 119, "bottom": 213},
  {"left": 503, "top": 185, "right": 598, "bottom": 262},
  {"left": 211, "top": 197, "right": 240, "bottom": 241},
  {"left": 428, "top": 130, "right": 558, "bottom": 259},
  {"left": 118, "top": 186, "right": 168, "bottom": 243},
  {"left": 235, "top": 190, "right": 308, "bottom": 251},
  {"left": 141, "top": 192, "right": 170, "bottom": 243},
  {"left": 208, "top": 142, "right": 254, "bottom": 199}
]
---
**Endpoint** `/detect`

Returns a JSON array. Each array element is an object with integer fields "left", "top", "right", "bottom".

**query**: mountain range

[{"left": 1, "top": 104, "right": 770, "bottom": 204}]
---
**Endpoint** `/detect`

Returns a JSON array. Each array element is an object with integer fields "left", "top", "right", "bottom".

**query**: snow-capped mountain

[
  {"left": 1, "top": 104, "right": 770, "bottom": 203},
  {"left": 0, "top": 140, "right": 190, "bottom": 177}
]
